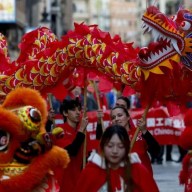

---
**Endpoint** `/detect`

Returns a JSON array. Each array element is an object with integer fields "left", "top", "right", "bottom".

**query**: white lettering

[
  {"left": 147, "top": 118, "right": 156, "bottom": 127},
  {"left": 175, "top": 131, "right": 182, "bottom": 136},
  {"left": 173, "top": 119, "right": 185, "bottom": 129},
  {"left": 89, "top": 133, "right": 96, "bottom": 140},
  {"left": 164, "top": 118, "right": 172, "bottom": 126},
  {"left": 156, "top": 118, "right": 164, "bottom": 126},
  {"left": 154, "top": 128, "right": 174, "bottom": 135},
  {"left": 87, "top": 123, "right": 94, "bottom": 132}
]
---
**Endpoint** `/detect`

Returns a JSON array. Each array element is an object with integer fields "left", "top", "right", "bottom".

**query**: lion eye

[
  {"left": 0, "top": 130, "right": 9, "bottom": 151},
  {"left": 29, "top": 108, "right": 41, "bottom": 123}
]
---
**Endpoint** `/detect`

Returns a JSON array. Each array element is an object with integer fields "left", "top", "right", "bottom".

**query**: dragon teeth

[
  {"left": 142, "top": 21, "right": 182, "bottom": 56},
  {"left": 172, "top": 39, "right": 181, "bottom": 55},
  {"left": 144, "top": 46, "right": 173, "bottom": 64}
]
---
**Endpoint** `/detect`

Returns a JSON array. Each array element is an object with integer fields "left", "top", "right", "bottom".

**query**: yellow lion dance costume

[{"left": 0, "top": 87, "right": 69, "bottom": 192}]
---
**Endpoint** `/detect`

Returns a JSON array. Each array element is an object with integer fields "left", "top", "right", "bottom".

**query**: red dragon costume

[
  {"left": 0, "top": 87, "right": 69, "bottom": 192},
  {"left": 0, "top": 5, "right": 191, "bottom": 106}
]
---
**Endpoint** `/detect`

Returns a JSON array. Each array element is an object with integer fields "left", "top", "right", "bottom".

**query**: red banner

[
  {"left": 55, "top": 106, "right": 186, "bottom": 152},
  {"left": 131, "top": 107, "right": 185, "bottom": 145}
]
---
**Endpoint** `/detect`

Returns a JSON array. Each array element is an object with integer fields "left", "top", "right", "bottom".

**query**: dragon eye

[
  {"left": 180, "top": 21, "right": 191, "bottom": 30},
  {"left": 170, "top": 15, "right": 177, "bottom": 21}
]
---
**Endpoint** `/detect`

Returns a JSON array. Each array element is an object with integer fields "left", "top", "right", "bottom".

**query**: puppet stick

[
  {"left": 47, "top": 93, "right": 56, "bottom": 128},
  {"left": 83, "top": 81, "right": 88, "bottom": 169},
  {"left": 129, "top": 103, "right": 150, "bottom": 152},
  {"left": 93, "top": 80, "right": 104, "bottom": 132}
]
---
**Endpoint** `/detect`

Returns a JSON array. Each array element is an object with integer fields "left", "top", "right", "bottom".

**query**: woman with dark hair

[
  {"left": 55, "top": 98, "right": 89, "bottom": 192},
  {"left": 74, "top": 125, "right": 159, "bottom": 192},
  {"left": 111, "top": 106, "right": 160, "bottom": 175},
  {"left": 116, "top": 96, "right": 131, "bottom": 109}
]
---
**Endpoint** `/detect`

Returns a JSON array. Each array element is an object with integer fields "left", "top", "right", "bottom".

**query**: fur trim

[{"left": 88, "top": 151, "right": 141, "bottom": 169}]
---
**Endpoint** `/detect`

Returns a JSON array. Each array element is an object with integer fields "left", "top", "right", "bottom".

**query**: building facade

[{"left": 1, "top": 0, "right": 191, "bottom": 59}]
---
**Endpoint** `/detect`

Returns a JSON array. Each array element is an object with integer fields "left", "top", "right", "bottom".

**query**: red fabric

[
  {"left": 179, "top": 126, "right": 192, "bottom": 150},
  {"left": 122, "top": 85, "right": 136, "bottom": 96},
  {"left": 128, "top": 121, "right": 153, "bottom": 175},
  {"left": 97, "top": 77, "right": 113, "bottom": 92},
  {"left": 179, "top": 153, "right": 192, "bottom": 192},
  {"left": 55, "top": 123, "right": 84, "bottom": 192},
  {"left": 184, "top": 108, "right": 192, "bottom": 127},
  {"left": 73, "top": 161, "right": 159, "bottom": 192},
  {"left": 131, "top": 107, "right": 185, "bottom": 145},
  {"left": 166, "top": 101, "right": 181, "bottom": 116}
]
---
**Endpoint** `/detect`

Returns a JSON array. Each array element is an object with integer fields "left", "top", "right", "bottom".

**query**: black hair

[
  {"left": 111, "top": 105, "right": 130, "bottom": 117},
  {"left": 117, "top": 96, "right": 130, "bottom": 109},
  {"left": 100, "top": 124, "right": 130, "bottom": 155},
  {"left": 60, "top": 98, "right": 81, "bottom": 122},
  {"left": 100, "top": 124, "right": 133, "bottom": 192}
]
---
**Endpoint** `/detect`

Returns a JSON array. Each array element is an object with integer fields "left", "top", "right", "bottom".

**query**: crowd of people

[{"left": 45, "top": 86, "right": 189, "bottom": 192}]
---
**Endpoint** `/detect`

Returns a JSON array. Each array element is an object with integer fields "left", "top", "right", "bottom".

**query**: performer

[
  {"left": 179, "top": 109, "right": 192, "bottom": 192},
  {"left": 74, "top": 124, "right": 159, "bottom": 192},
  {"left": 111, "top": 106, "right": 161, "bottom": 174},
  {"left": 55, "top": 98, "right": 88, "bottom": 192}
]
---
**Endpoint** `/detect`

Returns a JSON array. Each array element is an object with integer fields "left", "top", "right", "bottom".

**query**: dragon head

[
  {"left": 139, "top": 6, "right": 192, "bottom": 72},
  {"left": 172, "top": 7, "right": 192, "bottom": 69}
]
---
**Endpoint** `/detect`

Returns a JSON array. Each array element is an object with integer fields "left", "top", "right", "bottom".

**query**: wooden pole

[
  {"left": 129, "top": 103, "right": 150, "bottom": 152},
  {"left": 83, "top": 80, "right": 88, "bottom": 169},
  {"left": 47, "top": 93, "right": 56, "bottom": 128},
  {"left": 93, "top": 80, "right": 104, "bottom": 132}
]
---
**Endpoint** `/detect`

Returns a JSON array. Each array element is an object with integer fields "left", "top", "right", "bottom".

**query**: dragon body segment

[{"left": 0, "top": 5, "right": 191, "bottom": 103}]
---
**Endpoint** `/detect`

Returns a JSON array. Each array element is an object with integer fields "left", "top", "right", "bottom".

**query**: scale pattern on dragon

[{"left": 0, "top": 5, "right": 192, "bottom": 104}]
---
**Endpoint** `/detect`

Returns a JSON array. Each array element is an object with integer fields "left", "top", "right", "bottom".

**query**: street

[
  {"left": 153, "top": 146, "right": 185, "bottom": 192},
  {"left": 153, "top": 162, "right": 184, "bottom": 192}
]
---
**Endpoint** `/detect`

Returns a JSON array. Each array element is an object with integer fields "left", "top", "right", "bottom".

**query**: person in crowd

[
  {"left": 106, "top": 89, "right": 116, "bottom": 109},
  {"left": 166, "top": 145, "right": 173, "bottom": 161},
  {"left": 54, "top": 98, "right": 89, "bottom": 192},
  {"left": 154, "top": 144, "right": 187, "bottom": 164},
  {"left": 116, "top": 96, "right": 177, "bottom": 165},
  {"left": 74, "top": 124, "right": 159, "bottom": 192},
  {"left": 111, "top": 105, "right": 161, "bottom": 175},
  {"left": 177, "top": 145, "right": 188, "bottom": 162},
  {"left": 45, "top": 108, "right": 55, "bottom": 132},
  {"left": 86, "top": 89, "right": 98, "bottom": 111},
  {"left": 116, "top": 96, "right": 131, "bottom": 109},
  {"left": 96, "top": 95, "right": 130, "bottom": 135},
  {"left": 129, "top": 92, "right": 142, "bottom": 109}
]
